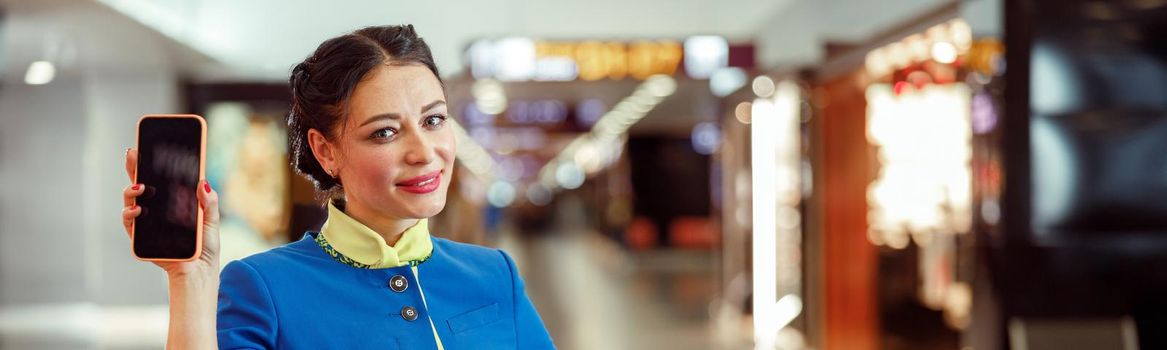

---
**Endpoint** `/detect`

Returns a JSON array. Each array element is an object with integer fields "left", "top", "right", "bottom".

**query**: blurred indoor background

[{"left": 2, "top": 0, "right": 1166, "bottom": 349}]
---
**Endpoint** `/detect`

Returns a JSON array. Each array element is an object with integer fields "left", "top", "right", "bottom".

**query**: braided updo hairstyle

[{"left": 287, "top": 25, "right": 443, "bottom": 206}]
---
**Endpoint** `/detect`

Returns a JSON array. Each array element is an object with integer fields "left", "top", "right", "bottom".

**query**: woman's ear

[{"left": 307, "top": 128, "right": 339, "bottom": 176}]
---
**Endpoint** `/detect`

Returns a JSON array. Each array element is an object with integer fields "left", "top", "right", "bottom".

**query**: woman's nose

[{"left": 403, "top": 131, "right": 436, "bottom": 165}]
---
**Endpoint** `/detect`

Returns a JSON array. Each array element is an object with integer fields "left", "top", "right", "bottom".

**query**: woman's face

[{"left": 327, "top": 64, "right": 455, "bottom": 220}]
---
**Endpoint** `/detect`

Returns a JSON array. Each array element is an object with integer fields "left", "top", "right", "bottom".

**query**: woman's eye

[
  {"left": 371, "top": 128, "right": 398, "bottom": 140},
  {"left": 424, "top": 115, "right": 447, "bottom": 128}
]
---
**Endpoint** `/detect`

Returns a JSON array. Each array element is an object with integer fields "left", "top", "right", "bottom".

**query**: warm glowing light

[
  {"left": 466, "top": 38, "right": 705, "bottom": 81},
  {"left": 752, "top": 81, "right": 803, "bottom": 349},
  {"left": 735, "top": 102, "right": 753, "bottom": 124},
  {"left": 452, "top": 120, "right": 498, "bottom": 177},
  {"left": 752, "top": 75, "right": 776, "bottom": 97},
  {"left": 866, "top": 84, "right": 973, "bottom": 248},
  {"left": 645, "top": 74, "right": 677, "bottom": 97},
  {"left": 471, "top": 79, "right": 508, "bottom": 115},
  {"left": 887, "top": 41, "right": 911, "bottom": 69},
  {"left": 867, "top": 18, "right": 974, "bottom": 76},
  {"left": 906, "top": 71, "right": 933, "bottom": 89},
  {"left": 865, "top": 48, "right": 890, "bottom": 78},
  {"left": 906, "top": 34, "right": 930, "bottom": 63},
  {"left": 950, "top": 19, "right": 973, "bottom": 52},
  {"left": 931, "top": 42, "right": 958, "bottom": 64},
  {"left": 893, "top": 81, "right": 911, "bottom": 95}
]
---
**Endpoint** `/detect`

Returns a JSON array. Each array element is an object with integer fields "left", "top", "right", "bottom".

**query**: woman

[{"left": 121, "top": 25, "right": 554, "bottom": 349}]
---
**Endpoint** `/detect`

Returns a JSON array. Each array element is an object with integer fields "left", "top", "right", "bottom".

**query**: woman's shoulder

[
  {"left": 218, "top": 233, "right": 387, "bottom": 297},
  {"left": 429, "top": 237, "right": 521, "bottom": 279},
  {"left": 222, "top": 233, "right": 332, "bottom": 274},
  {"left": 219, "top": 234, "right": 522, "bottom": 283},
  {"left": 431, "top": 236, "right": 499, "bottom": 257}
]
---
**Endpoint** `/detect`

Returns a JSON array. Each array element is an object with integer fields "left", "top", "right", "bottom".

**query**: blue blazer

[{"left": 217, "top": 232, "right": 555, "bottom": 349}]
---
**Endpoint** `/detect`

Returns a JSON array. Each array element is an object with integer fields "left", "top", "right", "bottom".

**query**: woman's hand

[
  {"left": 122, "top": 148, "right": 221, "bottom": 349},
  {"left": 121, "top": 147, "right": 221, "bottom": 277}
]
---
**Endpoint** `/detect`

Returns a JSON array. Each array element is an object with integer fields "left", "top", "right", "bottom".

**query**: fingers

[
  {"left": 122, "top": 182, "right": 145, "bottom": 238},
  {"left": 124, "top": 183, "right": 145, "bottom": 208},
  {"left": 122, "top": 203, "right": 141, "bottom": 239},
  {"left": 197, "top": 180, "right": 220, "bottom": 231},
  {"left": 125, "top": 148, "right": 138, "bottom": 182},
  {"left": 123, "top": 148, "right": 140, "bottom": 239}
]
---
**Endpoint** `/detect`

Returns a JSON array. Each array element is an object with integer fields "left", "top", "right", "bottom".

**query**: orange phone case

[{"left": 131, "top": 114, "right": 207, "bottom": 262}]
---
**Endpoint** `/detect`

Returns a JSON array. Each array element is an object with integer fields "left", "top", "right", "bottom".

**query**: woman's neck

[{"left": 339, "top": 199, "right": 418, "bottom": 247}]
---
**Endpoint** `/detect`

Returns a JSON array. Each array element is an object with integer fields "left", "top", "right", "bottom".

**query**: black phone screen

[{"left": 133, "top": 116, "right": 204, "bottom": 260}]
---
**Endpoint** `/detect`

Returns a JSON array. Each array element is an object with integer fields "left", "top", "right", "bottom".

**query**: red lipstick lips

[{"left": 396, "top": 170, "right": 442, "bottom": 194}]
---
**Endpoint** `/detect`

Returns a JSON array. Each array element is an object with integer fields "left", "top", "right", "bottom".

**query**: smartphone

[{"left": 132, "top": 114, "right": 207, "bottom": 262}]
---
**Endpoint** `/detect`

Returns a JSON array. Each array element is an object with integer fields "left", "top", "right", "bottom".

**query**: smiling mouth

[
  {"left": 396, "top": 170, "right": 441, "bottom": 186},
  {"left": 395, "top": 170, "right": 442, "bottom": 194},
  {"left": 412, "top": 177, "right": 437, "bottom": 187}
]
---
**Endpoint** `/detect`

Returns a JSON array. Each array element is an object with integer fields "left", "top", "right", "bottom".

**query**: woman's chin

[{"left": 403, "top": 200, "right": 446, "bottom": 219}]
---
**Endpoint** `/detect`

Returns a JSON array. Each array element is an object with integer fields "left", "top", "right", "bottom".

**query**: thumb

[{"left": 197, "top": 180, "right": 220, "bottom": 231}]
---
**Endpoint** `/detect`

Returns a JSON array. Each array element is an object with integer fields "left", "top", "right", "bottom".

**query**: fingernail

[
  {"left": 204, "top": 182, "right": 211, "bottom": 193},
  {"left": 125, "top": 148, "right": 131, "bottom": 155},
  {"left": 133, "top": 184, "right": 141, "bottom": 191}
]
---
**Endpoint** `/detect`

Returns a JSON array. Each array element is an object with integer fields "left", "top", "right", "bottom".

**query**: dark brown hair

[{"left": 287, "top": 25, "right": 443, "bottom": 205}]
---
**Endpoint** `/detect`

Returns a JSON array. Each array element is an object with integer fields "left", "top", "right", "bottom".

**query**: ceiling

[
  {"left": 1, "top": 0, "right": 984, "bottom": 86},
  {"left": 85, "top": 0, "right": 795, "bottom": 81}
]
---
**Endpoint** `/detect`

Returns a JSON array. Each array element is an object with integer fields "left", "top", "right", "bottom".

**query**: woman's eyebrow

[
  {"left": 421, "top": 100, "right": 446, "bottom": 113},
  {"left": 359, "top": 113, "right": 400, "bottom": 127},
  {"left": 358, "top": 100, "right": 447, "bottom": 127}
]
